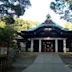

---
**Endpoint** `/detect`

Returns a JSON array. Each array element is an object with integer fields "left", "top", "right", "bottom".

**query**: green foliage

[
  {"left": 0, "top": 21, "right": 6, "bottom": 28},
  {"left": 0, "top": 16, "right": 39, "bottom": 32},
  {"left": 0, "top": 17, "right": 16, "bottom": 44},
  {"left": 66, "top": 0, "right": 72, "bottom": 3},
  {"left": 0, "top": 25, "right": 16, "bottom": 42},
  {"left": 0, "top": 0, "right": 31, "bottom": 25},
  {"left": 64, "top": 22, "right": 72, "bottom": 30},
  {"left": 50, "top": 0, "right": 72, "bottom": 23},
  {"left": 12, "top": 18, "right": 39, "bottom": 31},
  {"left": 0, "top": 0, "right": 31, "bottom": 17},
  {"left": 0, "top": 17, "right": 39, "bottom": 43},
  {"left": 0, "top": 16, "right": 15, "bottom": 24}
]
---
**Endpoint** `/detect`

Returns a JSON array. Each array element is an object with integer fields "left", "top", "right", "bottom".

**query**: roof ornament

[
  {"left": 45, "top": 14, "right": 51, "bottom": 23},
  {"left": 46, "top": 14, "right": 51, "bottom": 19}
]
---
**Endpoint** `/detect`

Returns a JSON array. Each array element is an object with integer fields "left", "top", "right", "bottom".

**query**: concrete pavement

[{"left": 22, "top": 53, "right": 71, "bottom": 72}]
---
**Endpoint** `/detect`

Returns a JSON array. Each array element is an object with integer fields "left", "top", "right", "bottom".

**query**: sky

[{"left": 20, "top": 0, "right": 66, "bottom": 27}]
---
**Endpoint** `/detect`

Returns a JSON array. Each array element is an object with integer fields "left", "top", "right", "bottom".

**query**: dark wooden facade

[{"left": 17, "top": 19, "right": 72, "bottom": 52}]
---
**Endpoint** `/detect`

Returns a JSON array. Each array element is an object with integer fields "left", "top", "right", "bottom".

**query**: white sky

[{"left": 20, "top": 0, "right": 66, "bottom": 27}]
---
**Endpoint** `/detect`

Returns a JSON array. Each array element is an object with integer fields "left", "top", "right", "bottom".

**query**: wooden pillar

[
  {"left": 17, "top": 41, "right": 21, "bottom": 53},
  {"left": 23, "top": 42, "right": 26, "bottom": 51},
  {"left": 55, "top": 39, "right": 58, "bottom": 53},
  {"left": 17, "top": 41, "right": 20, "bottom": 49},
  {"left": 63, "top": 39, "right": 66, "bottom": 53},
  {"left": 39, "top": 39, "right": 41, "bottom": 52},
  {"left": 31, "top": 39, "right": 33, "bottom": 52}
]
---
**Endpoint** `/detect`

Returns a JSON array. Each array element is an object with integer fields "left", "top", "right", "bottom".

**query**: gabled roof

[
  {"left": 27, "top": 19, "right": 69, "bottom": 32},
  {"left": 18, "top": 19, "right": 72, "bottom": 38}
]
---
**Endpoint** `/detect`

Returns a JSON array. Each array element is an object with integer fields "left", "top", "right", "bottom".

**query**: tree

[
  {"left": 66, "top": 0, "right": 72, "bottom": 3},
  {"left": 0, "top": 27, "right": 14, "bottom": 42},
  {"left": 0, "top": 21, "right": 17, "bottom": 68},
  {"left": 0, "top": 16, "right": 15, "bottom": 24},
  {"left": 0, "top": 23, "right": 16, "bottom": 44},
  {"left": 50, "top": 0, "right": 72, "bottom": 23},
  {"left": 0, "top": 0, "right": 31, "bottom": 24},
  {"left": 0, "top": 0, "right": 31, "bottom": 17},
  {"left": 64, "top": 22, "right": 72, "bottom": 30},
  {"left": 12, "top": 18, "right": 39, "bottom": 31}
]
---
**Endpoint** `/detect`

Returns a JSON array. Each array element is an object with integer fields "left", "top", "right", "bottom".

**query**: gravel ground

[{"left": 59, "top": 53, "right": 72, "bottom": 69}]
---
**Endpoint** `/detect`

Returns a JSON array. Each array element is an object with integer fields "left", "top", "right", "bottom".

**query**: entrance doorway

[
  {"left": 58, "top": 40, "right": 63, "bottom": 52},
  {"left": 41, "top": 40, "right": 55, "bottom": 52},
  {"left": 33, "top": 40, "right": 39, "bottom": 52}
]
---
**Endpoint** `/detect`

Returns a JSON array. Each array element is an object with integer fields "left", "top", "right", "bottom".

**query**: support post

[
  {"left": 31, "top": 39, "right": 33, "bottom": 52},
  {"left": 55, "top": 39, "right": 58, "bottom": 53},
  {"left": 24, "top": 42, "right": 26, "bottom": 52},
  {"left": 63, "top": 39, "right": 66, "bottom": 53},
  {"left": 39, "top": 39, "right": 41, "bottom": 52}
]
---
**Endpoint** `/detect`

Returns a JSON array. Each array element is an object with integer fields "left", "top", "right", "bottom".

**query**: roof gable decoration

[
  {"left": 44, "top": 28, "right": 52, "bottom": 31},
  {"left": 45, "top": 14, "right": 51, "bottom": 23}
]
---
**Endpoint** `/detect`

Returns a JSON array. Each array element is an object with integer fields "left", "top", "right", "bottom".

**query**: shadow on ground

[{"left": 6, "top": 52, "right": 38, "bottom": 72}]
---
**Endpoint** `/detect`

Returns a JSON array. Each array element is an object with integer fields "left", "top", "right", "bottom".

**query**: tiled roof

[{"left": 27, "top": 19, "right": 68, "bottom": 31}]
